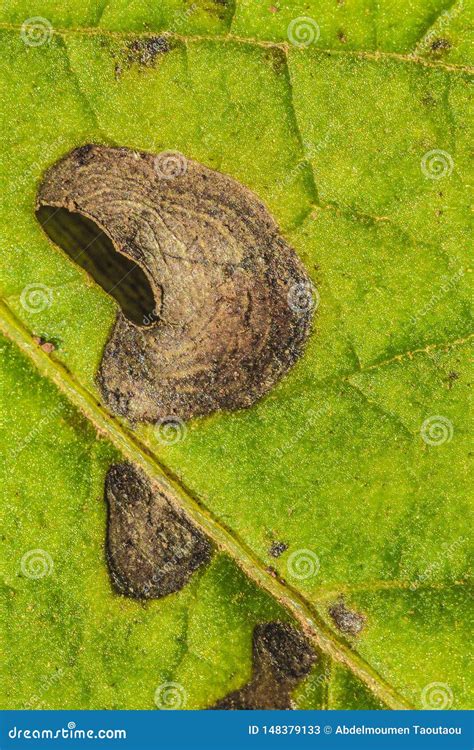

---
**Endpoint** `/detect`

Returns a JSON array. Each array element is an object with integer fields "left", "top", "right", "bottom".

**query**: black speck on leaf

[
  {"left": 269, "top": 541, "right": 288, "bottom": 558},
  {"left": 430, "top": 38, "right": 452, "bottom": 52}
]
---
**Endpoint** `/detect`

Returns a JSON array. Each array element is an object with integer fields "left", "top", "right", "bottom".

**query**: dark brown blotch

[
  {"left": 211, "top": 621, "right": 316, "bottom": 709},
  {"left": 37, "top": 145, "right": 314, "bottom": 425},
  {"left": 329, "top": 598, "right": 366, "bottom": 636},
  {"left": 105, "top": 462, "right": 211, "bottom": 599}
]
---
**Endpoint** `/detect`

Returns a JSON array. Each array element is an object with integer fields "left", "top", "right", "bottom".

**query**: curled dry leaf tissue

[{"left": 37, "top": 144, "right": 314, "bottom": 423}]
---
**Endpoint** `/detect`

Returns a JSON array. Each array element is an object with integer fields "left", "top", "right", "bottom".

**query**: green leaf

[{"left": 0, "top": 0, "right": 472, "bottom": 710}]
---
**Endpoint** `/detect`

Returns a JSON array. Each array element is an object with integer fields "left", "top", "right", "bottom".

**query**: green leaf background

[{"left": 0, "top": 0, "right": 472, "bottom": 710}]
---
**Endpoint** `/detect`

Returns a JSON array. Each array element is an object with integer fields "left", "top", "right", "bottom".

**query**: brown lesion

[
  {"left": 125, "top": 37, "right": 171, "bottom": 67},
  {"left": 105, "top": 462, "right": 212, "bottom": 599},
  {"left": 211, "top": 622, "right": 316, "bottom": 709},
  {"left": 37, "top": 145, "right": 314, "bottom": 425},
  {"left": 328, "top": 598, "right": 366, "bottom": 636}
]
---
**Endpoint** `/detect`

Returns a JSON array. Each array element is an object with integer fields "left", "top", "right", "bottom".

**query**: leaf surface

[{"left": 0, "top": 0, "right": 472, "bottom": 709}]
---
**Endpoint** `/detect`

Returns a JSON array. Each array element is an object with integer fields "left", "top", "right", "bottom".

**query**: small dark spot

[
  {"left": 74, "top": 144, "right": 94, "bottom": 165},
  {"left": 105, "top": 462, "right": 212, "bottom": 599},
  {"left": 421, "top": 94, "right": 437, "bottom": 108},
  {"left": 211, "top": 622, "right": 316, "bottom": 709},
  {"left": 125, "top": 36, "right": 170, "bottom": 68},
  {"left": 430, "top": 38, "right": 451, "bottom": 52},
  {"left": 266, "top": 565, "right": 279, "bottom": 578},
  {"left": 208, "top": 0, "right": 231, "bottom": 21},
  {"left": 269, "top": 5, "right": 279, "bottom": 13},
  {"left": 329, "top": 598, "right": 366, "bottom": 636},
  {"left": 337, "top": 29, "right": 347, "bottom": 44},
  {"left": 447, "top": 371, "right": 459, "bottom": 389},
  {"left": 264, "top": 47, "right": 286, "bottom": 75},
  {"left": 269, "top": 541, "right": 288, "bottom": 558}
]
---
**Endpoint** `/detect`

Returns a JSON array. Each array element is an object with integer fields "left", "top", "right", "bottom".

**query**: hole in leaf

[{"left": 36, "top": 205, "right": 157, "bottom": 327}]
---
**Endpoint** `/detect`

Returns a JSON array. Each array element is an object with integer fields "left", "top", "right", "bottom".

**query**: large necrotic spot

[
  {"left": 105, "top": 462, "right": 212, "bottom": 599},
  {"left": 36, "top": 205, "right": 157, "bottom": 327},
  {"left": 211, "top": 621, "right": 316, "bottom": 710},
  {"left": 37, "top": 145, "right": 315, "bottom": 424}
]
